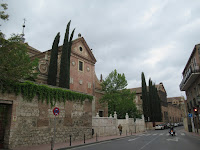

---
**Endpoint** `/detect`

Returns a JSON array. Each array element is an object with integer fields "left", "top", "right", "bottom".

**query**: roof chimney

[
  {"left": 100, "top": 74, "right": 103, "bottom": 82},
  {"left": 78, "top": 33, "right": 81, "bottom": 38}
]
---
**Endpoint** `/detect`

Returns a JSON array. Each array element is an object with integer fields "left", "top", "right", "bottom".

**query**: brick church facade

[{"left": 0, "top": 34, "right": 107, "bottom": 149}]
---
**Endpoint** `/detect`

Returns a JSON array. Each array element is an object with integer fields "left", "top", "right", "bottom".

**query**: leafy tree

[
  {"left": 0, "top": 34, "right": 38, "bottom": 82},
  {"left": 59, "top": 20, "right": 75, "bottom": 88},
  {"left": 47, "top": 32, "right": 60, "bottom": 86},
  {"left": 100, "top": 69, "right": 139, "bottom": 119},
  {"left": 0, "top": 2, "right": 9, "bottom": 37}
]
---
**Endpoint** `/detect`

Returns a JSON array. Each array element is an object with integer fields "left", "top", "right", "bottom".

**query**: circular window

[{"left": 79, "top": 47, "right": 83, "bottom": 52}]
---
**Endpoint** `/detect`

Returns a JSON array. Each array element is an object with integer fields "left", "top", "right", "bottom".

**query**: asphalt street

[{"left": 69, "top": 127, "right": 200, "bottom": 150}]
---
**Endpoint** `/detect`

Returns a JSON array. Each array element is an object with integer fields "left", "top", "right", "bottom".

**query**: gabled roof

[
  {"left": 72, "top": 37, "right": 97, "bottom": 63},
  {"left": 30, "top": 37, "right": 97, "bottom": 64}
]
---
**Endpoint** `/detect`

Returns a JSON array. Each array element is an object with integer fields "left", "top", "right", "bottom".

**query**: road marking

[
  {"left": 139, "top": 134, "right": 145, "bottom": 136},
  {"left": 138, "top": 135, "right": 160, "bottom": 150},
  {"left": 145, "top": 134, "right": 151, "bottom": 136},
  {"left": 166, "top": 133, "right": 169, "bottom": 136},
  {"left": 176, "top": 133, "right": 178, "bottom": 136},
  {"left": 152, "top": 134, "right": 157, "bottom": 136},
  {"left": 160, "top": 133, "right": 164, "bottom": 135},
  {"left": 70, "top": 141, "right": 111, "bottom": 149},
  {"left": 166, "top": 137, "right": 179, "bottom": 142},
  {"left": 128, "top": 137, "right": 140, "bottom": 141},
  {"left": 181, "top": 133, "right": 185, "bottom": 136}
]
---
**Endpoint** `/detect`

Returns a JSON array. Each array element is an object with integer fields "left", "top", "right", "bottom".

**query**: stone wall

[
  {"left": 0, "top": 92, "right": 92, "bottom": 149},
  {"left": 92, "top": 113, "right": 145, "bottom": 136},
  {"left": 92, "top": 116, "right": 118, "bottom": 136}
]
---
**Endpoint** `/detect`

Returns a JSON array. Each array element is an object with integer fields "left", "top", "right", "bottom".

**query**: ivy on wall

[{"left": 0, "top": 80, "right": 93, "bottom": 107}]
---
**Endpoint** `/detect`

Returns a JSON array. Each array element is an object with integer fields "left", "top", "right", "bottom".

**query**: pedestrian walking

[{"left": 118, "top": 124, "right": 122, "bottom": 135}]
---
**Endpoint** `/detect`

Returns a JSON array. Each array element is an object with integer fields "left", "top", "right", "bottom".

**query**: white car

[
  {"left": 174, "top": 123, "right": 178, "bottom": 127},
  {"left": 155, "top": 124, "right": 164, "bottom": 130}
]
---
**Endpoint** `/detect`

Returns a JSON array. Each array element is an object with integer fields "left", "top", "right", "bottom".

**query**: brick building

[
  {"left": 0, "top": 34, "right": 107, "bottom": 149},
  {"left": 180, "top": 43, "right": 200, "bottom": 133},
  {"left": 129, "top": 83, "right": 184, "bottom": 124}
]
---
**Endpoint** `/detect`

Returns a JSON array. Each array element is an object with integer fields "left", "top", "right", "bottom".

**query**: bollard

[
  {"left": 51, "top": 137, "right": 53, "bottom": 150},
  {"left": 70, "top": 135, "right": 72, "bottom": 146},
  {"left": 96, "top": 133, "right": 98, "bottom": 142},
  {"left": 84, "top": 134, "right": 85, "bottom": 144}
]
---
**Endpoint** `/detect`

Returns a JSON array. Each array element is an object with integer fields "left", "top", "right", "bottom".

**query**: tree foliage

[
  {"left": 59, "top": 20, "right": 75, "bottom": 88},
  {"left": 141, "top": 72, "right": 150, "bottom": 121},
  {"left": 0, "top": 34, "right": 38, "bottom": 82},
  {"left": 100, "top": 69, "right": 139, "bottom": 119},
  {"left": 47, "top": 32, "right": 60, "bottom": 86},
  {"left": 0, "top": 3, "right": 9, "bottom": 22},
  {"left": 141, "top": 72, "right": 162, "bottom": 122}
]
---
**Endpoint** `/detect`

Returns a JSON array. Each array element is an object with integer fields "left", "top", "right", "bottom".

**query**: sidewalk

[{"left": 12, "top": 132, "right": 140, "bottom": 150}]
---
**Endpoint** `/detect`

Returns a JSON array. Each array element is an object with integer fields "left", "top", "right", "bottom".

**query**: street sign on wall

[
  {"left": 188, "top": 113, "right": 192, "bottom": 118},
  {"left": 53, "top": 107, "right": 60, "bottom": 116}
]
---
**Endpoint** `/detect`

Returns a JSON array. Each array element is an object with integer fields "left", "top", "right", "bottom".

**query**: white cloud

[{"left": 2, "top": 0, "right": 200, "bottom": 98}]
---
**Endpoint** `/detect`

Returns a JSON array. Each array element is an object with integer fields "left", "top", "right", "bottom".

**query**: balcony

[{"left": 180, "top": 66, "right": 200, "bottom": 91}]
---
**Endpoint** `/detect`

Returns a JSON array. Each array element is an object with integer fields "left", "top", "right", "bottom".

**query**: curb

[{"left": 57, "top": 134, "right": 135, "bottom": 150}]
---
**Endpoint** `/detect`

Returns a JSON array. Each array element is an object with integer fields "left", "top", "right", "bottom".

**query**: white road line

[
  {"left": 160, "top": 133, "right": 164, "bottom": 135},
  {"left": 176, "top": 133, "right": 178, "bottom": 136},
  {"left": 145, "top": 134, "right": 151, "bottom": 136},
  {"left": 138, "top": 135, "right": 160, "bottom": 150},
  {"left": 70, "top": 141, "right": 111, "bottom": 149},
  {"left": 166, "top": 133, "right": 169, "bottom": 136},
  {"left": 153, "top": 134, "right": 157, "bottom": 136},
  {"left": 181, "top": 133, "right": 185, "bottom": 136},
  {"left": 128, "top": 137, "right": 140, "bottom": 141},
  {"left": 139, "top": 134, "right": 145, "bottom": 136}
]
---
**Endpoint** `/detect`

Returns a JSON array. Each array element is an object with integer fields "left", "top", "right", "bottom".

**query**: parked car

[
  {"left": 155, "top": 124, "right": 165, "bottom": 130},
  {"left": 162, "top": 123, "right": 168, "bottom": 129},
  {"left": 179, "top": 122, "right": 183, "bottom": 126},
  {"left": 174, "top": 123, "right": 178, "bottom": 127}
]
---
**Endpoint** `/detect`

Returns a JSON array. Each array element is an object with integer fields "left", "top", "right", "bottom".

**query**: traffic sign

[
  {"left": 188, "top": 113, "right": 192, "bottom": 118},
  {"left": 53, "top": 107, "right": 60, "bottom": 116}
]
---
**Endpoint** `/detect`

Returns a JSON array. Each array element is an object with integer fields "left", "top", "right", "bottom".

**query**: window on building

[
  {"left": 140, "top": 96, "right": 142, "bottom": 99},
  {"left": 79, "top": 47, "right": 83, "bottom": 52},
  {"left": 78, "top": 60, "right": 83, "bottom": 71},
  {"left": 99, "top": 110, "right": 104, "bottom": 117}
]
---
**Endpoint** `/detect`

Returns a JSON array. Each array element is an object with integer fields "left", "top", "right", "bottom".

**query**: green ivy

[{"left": 0, "top": 80, "right": 93, "bottom": 107}]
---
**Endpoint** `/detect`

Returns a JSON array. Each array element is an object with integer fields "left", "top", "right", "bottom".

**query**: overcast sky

[{"left": 1, "top": 0, "right": 200, "bottom": 98}]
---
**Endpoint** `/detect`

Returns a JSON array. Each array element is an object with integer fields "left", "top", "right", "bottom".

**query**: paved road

[{"left": 69, "top": 127, "right": 200, "bottom": 150}]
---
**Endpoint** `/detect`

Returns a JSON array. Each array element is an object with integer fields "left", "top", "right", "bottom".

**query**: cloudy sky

[{"left": 1, "top": 0, "right": 200, "bottom": 98}]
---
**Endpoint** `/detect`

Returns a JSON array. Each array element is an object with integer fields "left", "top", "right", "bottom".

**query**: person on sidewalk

[{"left": 118, "top": 124, "right": 122, "bottom": 135}]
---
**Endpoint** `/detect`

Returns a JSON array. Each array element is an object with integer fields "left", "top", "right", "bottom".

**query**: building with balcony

[{"left": 180, "top": 43, "right": 200, "bottom": 133}]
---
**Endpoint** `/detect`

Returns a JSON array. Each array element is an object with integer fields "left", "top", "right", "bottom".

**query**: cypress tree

[
  {"left": 59, "top": 20, "right": 75, "bottom": 88},
  {"left": 66, "top": 28, "right": 75, "bottom": 88},
  {"left": 155, "top": 87, "right": 162, "bottom": 121},
  {"left": 47, "top": 32, "right": 60, "bottom": 86},
  {"left": 141, "top": 72, "right": 149, "bottom": 121},
  {"left": 148, "top": 78, "right": 153, "bottom": 121}
]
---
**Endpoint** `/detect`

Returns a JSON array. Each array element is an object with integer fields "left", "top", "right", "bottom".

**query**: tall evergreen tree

[
  {"left": 155, "top": 87, "right": 162, "bottom": 121},
  {"left": 148, "top": 78, "right": 154, "bottom": 121},
  {"left": 141, "top": 72, "right": 150, "bottom": 121},
  {"left": 59, "top": 20, "right": 75, "bottom": 88},
  {"left": 47, "top": 32, "right": 60, "bottom": 86}
]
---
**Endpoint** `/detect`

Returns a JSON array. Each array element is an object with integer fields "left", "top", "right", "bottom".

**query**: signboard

[
  {"left": 188, "top": 113, "right": 192, "bottom": 118},
  {"left": 53, "top": 107, "right": 60, "bottom": 116}
]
